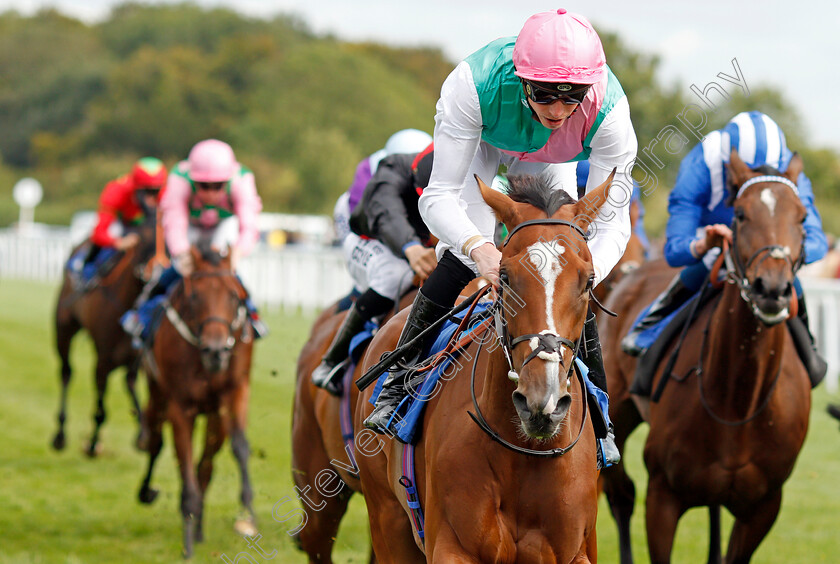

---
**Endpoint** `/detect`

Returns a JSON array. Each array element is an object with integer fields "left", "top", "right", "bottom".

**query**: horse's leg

[
  {"left": 125, "top": 354, "right": 144, "bottom": 436},
  {"left": 138, "top": 382, "right": 166, "bottom": 504},
  {"left": 365, "top": 492, "right": 425, "bottom": 564},
  {"left": 195, "top": 411, "right": 226, "bottom": 544},
  {"left": 86, "top": 356, "right": 115, "bottom": 457},
  {"left": 169, "top": 403, "right": 200, "bottom": 559},
  {"left": 53, "top": 310, "right": 80, "bottom": 450},
  {"left": 602, "top": 399, "right": 642, "bottom": 564},
  {"left": 708, "top": 504, "right": 722, "bottom": 564},
  {"left": 289, "top": 410, "right": 351, "bottom": 563},
  {"left": 645, "top": 475, "right": 686, "bottom": 564},
  {"left": 724, "top": 492, "right": 782, "bottom": 564},
  {"left": 228, "top": 379, "right": 258, "bottom": 538}
]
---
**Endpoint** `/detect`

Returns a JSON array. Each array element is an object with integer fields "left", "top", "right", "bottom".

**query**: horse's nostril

[
  {"left": 753, "top": 277, "right": 766, "bottom": 295},
  {"left": 783, "top": 281, "right": 793, "bottom": 298},
  {"left": 511, "top": 391, "right": 529, "bottom": 415}
]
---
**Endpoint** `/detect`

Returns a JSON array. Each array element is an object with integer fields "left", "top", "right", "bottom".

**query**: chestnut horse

[
  {"left": 53, "top": 217, "right": 158, "bottom": 455},
  {"left": 291, "top": 287, "right": 420, "bottom": 564},
  {"left": 600, "top": 152, "right": 811, "bottom": 563},
  {"left": 355, "top": 173, "right": 615, "bottom": 563},
  {"left": 136, "top": 246, "right": 256, "bottom": 559}
]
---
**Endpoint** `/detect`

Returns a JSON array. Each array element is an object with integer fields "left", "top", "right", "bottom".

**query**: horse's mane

[
  {"left": 506, "top": 174, "right": 576, "bottom": 216},
  {"left": 195, "top": 241, "right": 224, "bottom": 267},
  {"left": 726, "top": 164, "right": 785, "bottom": 206}
]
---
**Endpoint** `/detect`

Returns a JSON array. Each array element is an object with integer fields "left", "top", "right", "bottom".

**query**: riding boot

[
  {"left": 787, "top": 293, "right": 828, "bottom": 388},
  {"left": 84, "top": 244, "right": 102, "bottom": 267},
  {"left": 621, "top": 274, "right": 696, "bottom": 356},
  {"left": 363, "top": 291, "right": 450, "bottom": 433},
  {"left": 580, "top": 310, "right": 620, "bottom": 468},
  {"left": 311, "top": 304, "right": 367, "bottom": 396}
]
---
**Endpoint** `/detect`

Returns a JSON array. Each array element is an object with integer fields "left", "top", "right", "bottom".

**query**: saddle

[{"left": 630, "top": 283, "right": 721, "bottom": 398}]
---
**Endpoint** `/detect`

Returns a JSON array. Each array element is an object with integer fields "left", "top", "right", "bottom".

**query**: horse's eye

[
  {"left": 586, "top": 274, "right": 595, "bottom": 291},
  {"left": 734, "top": 207, "right": 746, "bottom": 221},
  {"left": 499, "top": 271, "right": 510, "bottom": 285}
]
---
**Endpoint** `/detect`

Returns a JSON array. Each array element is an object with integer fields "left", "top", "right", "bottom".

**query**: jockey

[
  {"left": 361, "top": 10, "right": 638, "bottom": 467},
  {"left": 122, "top": 139, "right": 266, "bottom": 340},
  {"left": 577, "top": 159, "right": 650, "bottom": 257},
  {"left": 81, "top": 157, "right": 167, "bottom": 267},
  {"left": 332, "top": 129, "right": 433, "bottom": 311},
  {"left": 313, "top": 143, "right": 436, "bottom": 395},
  {"left": 621, "top": 111, "right": 828, "bottom": 386}
]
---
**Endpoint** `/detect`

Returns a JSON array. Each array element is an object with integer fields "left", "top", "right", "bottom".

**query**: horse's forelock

[
  {"left": 506, "top": 174, "right": 575, "bottom": 217},
  {"left": 726, "top": 164, "right": 786, "bottom": 206}
]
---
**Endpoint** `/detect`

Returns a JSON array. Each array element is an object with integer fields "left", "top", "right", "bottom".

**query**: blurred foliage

[{"left": 1, "top": 4, "right": 838, "bottom": 233}]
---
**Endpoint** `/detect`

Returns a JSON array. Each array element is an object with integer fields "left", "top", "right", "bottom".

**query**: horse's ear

[
  {"left": 726, "top": 149, "right": 751, "bottom": 189},
  {"left": 784, "top": 152, "right": 804, "bottom": 185},
  {"left": 476, "top": 174, "right": 521, "bottom": 230},
  {"left": 572, "top": 168, "right": 615, "bottom": 232}
]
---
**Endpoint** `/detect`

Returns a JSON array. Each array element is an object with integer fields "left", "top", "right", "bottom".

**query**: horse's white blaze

[
  {"left": 526, "top": 241, "right": 565, "bottom": 409},
  {"left": 527, "top": 241, "right": 565, "bottom": 335},
  {"left": 760, "top": 188, "right": 777, "bottom": 217}
]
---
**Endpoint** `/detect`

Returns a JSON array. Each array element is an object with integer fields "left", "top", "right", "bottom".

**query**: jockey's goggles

[
  {"left": 195, "top": 181, "right": 226, "bottom": 192},
  {"left": 522, "top": 80, "right": 590, "bottom": 105}
]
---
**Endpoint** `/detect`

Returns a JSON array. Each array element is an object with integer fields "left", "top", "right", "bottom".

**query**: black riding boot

[
  {"left": 787, "top": 293, "right": 828, "bottom": 388},
  {"left": 621, "top": 274, "right": 696, "bottom": 356},
  {"left": 581, "top": 310, "right": 620, "bottom": 468},
  {"left": 311, "top": 304, "right": 367, "bottom": 396},
  {"left": 363, "top": 290, "right": 450, "bottom": 433}
]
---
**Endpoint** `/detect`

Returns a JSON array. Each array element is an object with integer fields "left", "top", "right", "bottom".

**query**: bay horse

[
  {"left": 355, "top": 172, "right": 616, "bottom": 563},
  {"left": 600, "top": 151, "right": 811, "bottom": 563},
  {"left": 53, "top": 216, "right": 158, "bottom": 456},
  {"left": 291, "top": 287, "right": 420, "bottom": 563},
  {"left": 136, "top": 246, "right": 256, "bottom": 559}
]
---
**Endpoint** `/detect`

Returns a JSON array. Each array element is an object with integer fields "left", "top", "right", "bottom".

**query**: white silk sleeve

[
  {"left": 419, "top": 62, "right": 492, "bottom": 257},
  {"left": 584, "top": 95, "right": 638, "bottom": 286}
]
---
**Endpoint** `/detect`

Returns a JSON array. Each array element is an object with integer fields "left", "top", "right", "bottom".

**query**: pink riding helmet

[
  {"left": 513, "top": 9, "right": 606, "bottom": 85},
  {"left": 188, "top": 139, "right": 238, "bottom": 183}
]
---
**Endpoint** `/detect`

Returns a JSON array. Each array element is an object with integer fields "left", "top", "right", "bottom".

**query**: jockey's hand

[
  {"left": 115, "top": 233, "right": 140, "bottom": 251},
  {"left": 695, "top": 224, "right": 733, "bottom": 256},
  {"left": 173, "top": 252, "right": 194, "bottom": 276},
  {"left": 404, "top": 244, "right": 437, "bottom": 281},
  {"left": 470, "top": 242, "right": 502, "bottom": 287}
]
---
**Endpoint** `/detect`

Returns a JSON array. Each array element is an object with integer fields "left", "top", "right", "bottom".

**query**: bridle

[
  {"left": 163, "top": 270, "right": 248, "bottom": 354},
  {"left": 721, "top": 175, "right": 805, "bottom": 322},
  {"left": 467, "top": 218, "right": 594, "bottom": 457}
]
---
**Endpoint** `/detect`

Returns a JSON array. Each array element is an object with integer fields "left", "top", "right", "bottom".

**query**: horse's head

[
  {"left": 725, "top": 149, "right": 806, "bottom": 325},
  {"left": 177, "top": 246, "right": 248, "bottom": 373},
  {"left": 478, "top": 171, "right": 615, "bottom": 439}
]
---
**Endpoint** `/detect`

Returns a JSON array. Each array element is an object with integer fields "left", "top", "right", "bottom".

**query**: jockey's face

[
  {"left": 527, "top": 98, "right": 578, "bottom": 130},
  {"left": 195, "top": 181, "right": 226, "bottom": 205}
]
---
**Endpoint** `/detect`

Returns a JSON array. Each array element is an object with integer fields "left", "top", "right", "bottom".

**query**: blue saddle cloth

[
  {"left": 67, "top": 246, "right": 118, "bottom": 285},
  {"left": 626, "top": 289, "right": 701, "bottom": 352},
  {"left": 368, "top": 304, "right": 612, "bottom": 445}
]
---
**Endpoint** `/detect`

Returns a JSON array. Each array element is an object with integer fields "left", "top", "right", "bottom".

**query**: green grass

[{"left": 1, "top": 278, "right": 839, "bottom": 563}]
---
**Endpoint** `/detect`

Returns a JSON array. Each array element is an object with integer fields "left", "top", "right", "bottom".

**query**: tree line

[{"left": 1, "top": 3, "right": 838, "bottom": 235}]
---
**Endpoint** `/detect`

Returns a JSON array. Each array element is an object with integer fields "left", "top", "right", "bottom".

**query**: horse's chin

[
  {"left": 201, "top": 352, "right": 231, "bottom": 373},
  {"left": 748, "top": 294, "right": 790, "bottom": 326},
  {"left": 517, "top": 403, "right": 571, "bottom": 441}
]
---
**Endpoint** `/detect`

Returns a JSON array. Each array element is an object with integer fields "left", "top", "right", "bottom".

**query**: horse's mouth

[
  {"left": 748, "top": 292, "right": 791, "bottom": 326},
  {"left": 200, "top": 349, "right": 232, "bottom": 373},
  {"left": 515, "top": 395, "right": 572, "bottom": 440}
]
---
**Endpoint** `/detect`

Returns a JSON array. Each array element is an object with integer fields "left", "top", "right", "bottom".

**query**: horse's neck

[{"left": 704, "top": 284, "right": 787, "bottom": 408}]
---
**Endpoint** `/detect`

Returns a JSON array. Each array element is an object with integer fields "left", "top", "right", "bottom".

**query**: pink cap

[
  {"left": 513, "top": 9, "right": 606, "bottom": 85},
  {"left": 188, "top": 139, "right": 238, "bottom": 183}
]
